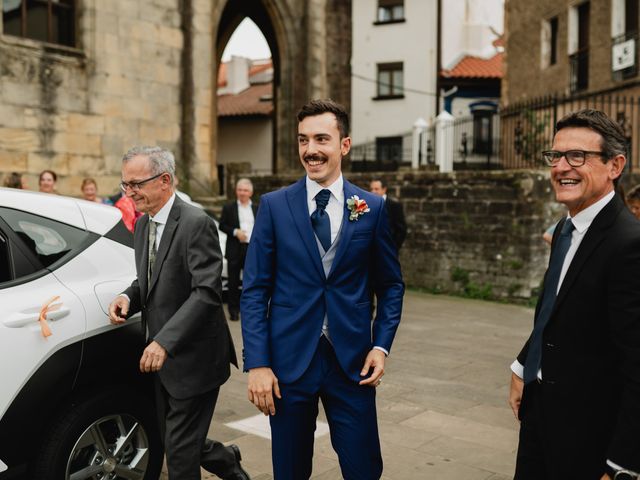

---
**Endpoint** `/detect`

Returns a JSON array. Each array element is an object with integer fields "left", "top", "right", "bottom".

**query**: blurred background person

[
  {"left": 627, "top": 184, "right": 640, "bottom": 220},
  {"left": 81, "top": 177, "right": 111, "bottom": 204},
  {"left": 38, "top": 170, "right": 57, "bottom": 194},
  {"left": 219, "top": 178, "right": 256, "bottom": 321},
  {"left": 370, "top": 178, "right": 407, "bottom": 250},
  {"left": 3, "top": 172, "right": 27, "bottom": 189}
]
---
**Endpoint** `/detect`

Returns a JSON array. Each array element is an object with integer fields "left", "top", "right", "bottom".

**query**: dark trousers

[
  {"left": 155, "top": 381, "right": 236, "bottom": 480},
  {"left": 514, "top": 382, "right": 607, "bottom": 480},
  {"left": 269, "top": 336, "right": 382, "bottom": 480},
  {"left": 227, "top": 243, "right": 248, "bottom": 315}
]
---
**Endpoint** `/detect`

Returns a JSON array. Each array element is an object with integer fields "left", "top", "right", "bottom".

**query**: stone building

[
  {"left": 503, "top": 0, "right": 640, "bottom": 104},
  {"left": 0, "top": 0, "right": 351, "bottom": 196}
]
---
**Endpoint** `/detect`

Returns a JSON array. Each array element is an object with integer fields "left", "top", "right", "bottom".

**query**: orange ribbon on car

[{"left": 39, "top": 296, "right": 61, "bottom": 338}]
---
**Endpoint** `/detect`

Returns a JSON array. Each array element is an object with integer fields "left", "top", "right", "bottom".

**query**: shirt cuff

[
  {"left": 510, "top": 360, "right": 524, "bottom": 378},
  {"left": 118, "top": 293, "right": 130, "bottom": 302},
  {"left": 373, "top": 346, "right": 389, "bottom": 356}
]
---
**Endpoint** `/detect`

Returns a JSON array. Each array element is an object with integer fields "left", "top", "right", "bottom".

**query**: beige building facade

[{"left": 0, "top": 0, "right": 351, "bottom": 196}]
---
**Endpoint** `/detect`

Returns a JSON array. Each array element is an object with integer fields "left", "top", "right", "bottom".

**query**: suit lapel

[
  {"left": 147, "top": 198, "right": 181, "bottom": 296},
  {"left": 553, "top": 195, "right": 622, "bottom": 312},
  {"left": 136, "top": 216, "right": 150, "bottom": 299},
  {"left": 327, "top": 180, "right": 357, "bottom": 280},
  {"left": 232, "top": 202, "right": 240, "bottom": 229},
  {"left": 286, "top": 177, "right": 325, "bottom": 280}
]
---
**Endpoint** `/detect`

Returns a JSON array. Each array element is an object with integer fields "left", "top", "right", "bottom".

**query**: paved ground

[{"left": 160, "top": 291, "right": 534, "bottom": 479}]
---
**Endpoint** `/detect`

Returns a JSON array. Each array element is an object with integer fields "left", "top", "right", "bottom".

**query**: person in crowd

[
  {"left": 508, "top": 109, "right": 640, "bottom": 479},
  {"left": 81, "top": 178, "right": 111, "bottom": 204},
  {"left": 3, "top": 172, "right": 27, "bottom": 189},
  {"left": 108, "top": 146, "right": 249, "bottom": 480},
  {"left": 219, "top": 178, "right": 257, "bottom": 321},
  {"left": 241, "top": 100, "right": 404, "bottom": 479},
  {"left": 38, "top": 170, "right": 57, "bottom": 194},
  {"left": 626, "top": 183, "right": 640, "bottom": 220},
  {"left": 370, "top": 178, "right": 407, "bottom": 250}
]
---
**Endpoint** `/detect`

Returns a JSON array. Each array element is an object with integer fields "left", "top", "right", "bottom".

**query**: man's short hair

[
  {"left": 297, "top": 99, "right": 350, "bottom": 138},
  {"left": 556, "top": 109, "right": 628, "bottom": 161},
  {"left": 371, "top": 178, "right": 387, "bottom": 189},
  {"left": 122, "top": 146, "right": 175, "bottom": 184},
  {"left": 236, "top": 178, "right": 253, "bottom": 191}
]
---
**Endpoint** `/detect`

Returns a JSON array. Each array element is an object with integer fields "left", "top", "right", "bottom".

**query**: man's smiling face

[
  {"left": 551, "top": 126, "right": 623, "bottom": 216},
  {"left": 297, "top": 112, "right": 351, "bottom": 187}
]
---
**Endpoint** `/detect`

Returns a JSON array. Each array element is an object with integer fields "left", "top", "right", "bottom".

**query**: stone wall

[{"left": 238, "top": 170, "right": 565, "bottom": 301}]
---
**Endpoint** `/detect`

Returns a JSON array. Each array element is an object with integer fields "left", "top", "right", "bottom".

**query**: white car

[{"left": 0, "top": 188, "right": 231, "bottom": 480}]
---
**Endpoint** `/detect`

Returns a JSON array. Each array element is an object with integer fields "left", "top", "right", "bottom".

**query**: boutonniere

[{"left": 346, "top": 195, "right": 370, "bottom": 221}]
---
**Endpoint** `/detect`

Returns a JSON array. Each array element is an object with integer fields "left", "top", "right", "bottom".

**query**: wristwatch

[{"left": 606, "top": 465, "right": 639, "bottom": 480}]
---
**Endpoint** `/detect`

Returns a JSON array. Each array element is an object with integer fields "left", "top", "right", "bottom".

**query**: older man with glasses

[
  {"left": 509, "top": 110, "right": 640, "bottom": 480},
  {"left": 108, "top": 146, "right": 250, "bottom": 480}
]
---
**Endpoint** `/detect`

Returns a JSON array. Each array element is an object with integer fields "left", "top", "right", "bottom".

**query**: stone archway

[{"left": 211, "top": 0, "right": 352, "bottom": 177}]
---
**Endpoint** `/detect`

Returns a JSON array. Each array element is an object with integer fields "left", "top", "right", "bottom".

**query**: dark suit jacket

[
  {"left": 517, "top": 194, "right": 640, "bottom": 472},
  {"left": 218, "top": 200, "right": 257, "bottom": 261},
  {"left": 124, "top": 195, "right": 237, "bottom": 400},
  {"left": 385, "top": 197, "right": 407, "bottom": 249},
  {"left": 241, "top": 177, "right": 404, "bottom": 384}
]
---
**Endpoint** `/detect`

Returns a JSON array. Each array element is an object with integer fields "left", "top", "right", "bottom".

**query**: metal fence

[
  {"left": 500, "top": 92, "right": 640, "bottom": 170},
  {"left": 349, "top": 113, "right": 500, "bottom": 172}
]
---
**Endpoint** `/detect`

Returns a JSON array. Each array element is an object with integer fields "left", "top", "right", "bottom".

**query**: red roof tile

[
  {"left": 440, "top": 52, "right": 503, "bottom": 79},
  {"left": 218, "top": 82, "right": 273, "bottom": 117}
]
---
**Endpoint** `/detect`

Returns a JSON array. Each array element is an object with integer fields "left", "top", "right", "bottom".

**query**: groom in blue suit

[{"left": 241, "top": 99, "right": 404, "bottom": 479}]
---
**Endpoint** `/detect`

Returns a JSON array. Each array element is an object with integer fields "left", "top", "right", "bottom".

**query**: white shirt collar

[
  {"left": 237, "top": 199, "right": 253, "bottom": 208},
  {"left": 568, "top": 190, "right": 615, "bottom": 234},
  {"left": 306, "top": 174, "right": 344, "bottom": 202},
  {"left": 150, "top": 192, "right": 176, "bottom": 225}
]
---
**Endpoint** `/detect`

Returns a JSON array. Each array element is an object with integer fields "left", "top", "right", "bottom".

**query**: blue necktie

[
  {"left": 523, "top": 219, "right": 575, "bottom": 384},
  {"left": 311, "top": 189, "right": 331, "bottom": 252}
]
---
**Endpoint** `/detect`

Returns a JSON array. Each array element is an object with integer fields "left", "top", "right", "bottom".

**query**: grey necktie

[{"left": 147, "top": 220, "right": 157, "bottom": 286}]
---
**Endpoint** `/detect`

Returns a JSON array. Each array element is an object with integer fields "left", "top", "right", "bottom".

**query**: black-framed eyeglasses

[
  {"left": 541, "top": 150, "right": 606, "bottom": 167},
  {"left": 120, "top": 172, "right": 165, "bottom": 192}
]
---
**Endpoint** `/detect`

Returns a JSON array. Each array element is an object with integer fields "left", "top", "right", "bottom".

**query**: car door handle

[{"left": 3, "top": 306, "right": 70, "bottom": 328}]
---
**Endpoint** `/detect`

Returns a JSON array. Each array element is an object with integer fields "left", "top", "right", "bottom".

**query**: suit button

[{"left": 545, "top": 342, "right": 555, "bottom": 347}]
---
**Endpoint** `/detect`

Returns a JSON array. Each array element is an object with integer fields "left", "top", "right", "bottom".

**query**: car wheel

[{"left": 31, "top": 390, "right": 163, "bottom": 480}]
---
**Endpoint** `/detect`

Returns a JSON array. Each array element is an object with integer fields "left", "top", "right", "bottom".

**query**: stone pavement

[{"left": 160, "top": 291, "right": 534, "bottom": 479}]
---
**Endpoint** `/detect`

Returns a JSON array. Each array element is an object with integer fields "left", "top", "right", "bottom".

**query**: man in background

[
  {"left": 370, "top": 178, "right": 407, "bottom": 250},
  {"left": 219, "top": 178, "right": 257, "bottom": 321}
]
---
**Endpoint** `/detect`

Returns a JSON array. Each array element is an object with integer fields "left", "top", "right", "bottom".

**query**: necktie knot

[
  {"left": 561, "top": 218, "right": 574, "bottom": 236},
  {"left": 315, "top": 189, "right": 331, "bottom": 210}
]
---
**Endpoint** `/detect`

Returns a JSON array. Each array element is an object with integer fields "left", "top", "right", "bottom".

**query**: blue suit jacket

[{"left": 241, "top": 177, "right": 404, "bottom": 384}]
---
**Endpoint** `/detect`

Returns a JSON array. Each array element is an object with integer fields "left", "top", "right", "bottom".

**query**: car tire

[{"left": 31, "top": 389, "right": 163, "bottom": 480}]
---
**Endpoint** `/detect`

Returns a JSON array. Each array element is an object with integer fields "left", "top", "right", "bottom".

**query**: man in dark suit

[
  {"left": 241, "top": 100, "right": 404, "bottom": 479},
  {"left": 508, "top": 110, "right": 640, "bottom": 479},
  {"left": 370, "top": 179, "right": 407, "bottom": 250},
  {"left": 108, "top": 146, "right": 249, "bottom": 480},
  {"left": 219, "top": 178, "right": 257, "bottom": 321}
]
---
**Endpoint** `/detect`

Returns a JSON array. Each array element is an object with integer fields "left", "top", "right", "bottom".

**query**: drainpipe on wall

[{"left": 179, "top": 0, "right": 195, "bottom": 194}]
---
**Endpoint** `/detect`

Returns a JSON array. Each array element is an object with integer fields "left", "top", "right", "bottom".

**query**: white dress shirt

[
  {"left": 511, "top": 190, "right": 615, "bottom": 379},
  {"left": 235, "top": 200, "right": 255, "bottom": 243},
  {"left": 149, "top": 193, "right": 176, "bottom": 249}
]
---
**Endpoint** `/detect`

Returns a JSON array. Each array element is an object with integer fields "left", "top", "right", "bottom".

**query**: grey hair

[
  {"left": 236, "top": 178, "right": 253, "bottom": 190},
  {"left": 122, "top": 146, "right": 176, "bottom": 184}
]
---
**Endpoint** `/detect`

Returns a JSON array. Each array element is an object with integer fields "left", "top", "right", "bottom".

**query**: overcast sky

[{"left": 221, "top": 18, "right": 272, "bottom": 62}]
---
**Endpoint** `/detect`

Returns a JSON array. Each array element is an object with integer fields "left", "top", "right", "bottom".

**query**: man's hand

[
  {"left": 236, "top": 229, "right": 249, "bottom": 243},
  {"left": 139, "top": 341, "right": 167, "bottom": 373},
  {"left": 108, "top": 296, "right": 129, "bottom": 324},
  {"left": 359, "top": 349, "right": 386, "bottom": 387},
  {"left": 248, "top": 367, "right": 281, "bottom": 415},
  {"left": 509, "top": 372, "right": 524, "bottom": 420}
]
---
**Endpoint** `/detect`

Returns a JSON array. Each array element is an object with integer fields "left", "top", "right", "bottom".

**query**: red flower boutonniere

[{"left": 346, "top": 195, "right": 370, "bottom": 221}]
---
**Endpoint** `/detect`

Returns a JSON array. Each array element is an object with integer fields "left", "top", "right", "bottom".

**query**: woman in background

[{"left": 38, "top": 170, "right": 57, "bottom": 194}]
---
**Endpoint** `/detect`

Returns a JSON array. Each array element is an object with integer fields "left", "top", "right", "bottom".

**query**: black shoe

[{"left": 224, "top": 444, "right": 250, "bottom": 480}]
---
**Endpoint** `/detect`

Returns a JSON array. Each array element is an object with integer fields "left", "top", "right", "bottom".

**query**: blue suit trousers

[{"left": 269, "top": 336, "right": 382, "bottom": 480}]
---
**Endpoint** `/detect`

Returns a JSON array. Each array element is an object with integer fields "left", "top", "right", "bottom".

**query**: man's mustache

[{"left": 303, "top": 154, "right": 327, "bottom": 162}]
